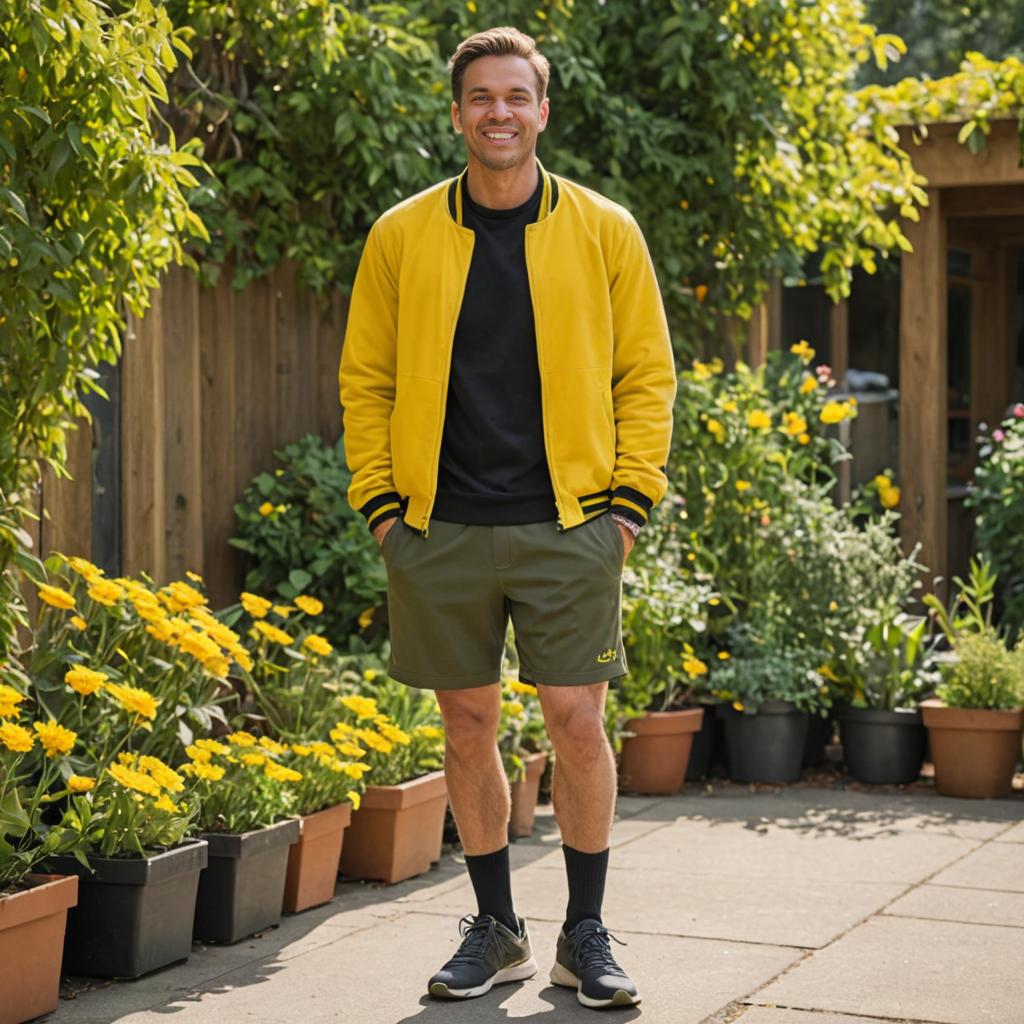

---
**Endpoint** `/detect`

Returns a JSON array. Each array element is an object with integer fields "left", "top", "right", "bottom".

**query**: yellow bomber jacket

[{"left": 339, "top": 163, "right": 677, "bottom": 535}]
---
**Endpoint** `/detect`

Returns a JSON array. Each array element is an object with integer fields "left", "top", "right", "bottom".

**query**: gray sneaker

[
  {"left": 551, "top": 920, "right": 641, "bottom": 1008},
  {"left": 428, "top": 914, "right": 538, "bottom": 999}
]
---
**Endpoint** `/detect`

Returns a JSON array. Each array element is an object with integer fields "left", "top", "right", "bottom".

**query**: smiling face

[{"left": 451, "top": 54, "right": 549, "bottom": 173}]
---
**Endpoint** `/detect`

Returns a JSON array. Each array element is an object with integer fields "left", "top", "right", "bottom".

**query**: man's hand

[
  {"left": 373, "top": 518, "right": 397, "bottom": 549},
  {"left": 614, "top": 520, "right": 636, "bottom": 563}
]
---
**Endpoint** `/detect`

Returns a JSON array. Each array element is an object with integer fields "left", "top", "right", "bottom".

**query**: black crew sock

[
  {"left": 464, "top": 845, "right": 519, "bottom": 935},
  {"left": 562, "top": 844, "right": 609, "bottom": 934}
]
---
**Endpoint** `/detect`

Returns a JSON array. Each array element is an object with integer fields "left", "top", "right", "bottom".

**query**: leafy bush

[
  {"left": 230, "top": 434, "right": 387, "bottom": 649},
  {"left": 935, "top": 632, "right": 1024, "bottom": 711},
  {"left": 966, "top": 403, "right": 1024, "bottom": 641}
]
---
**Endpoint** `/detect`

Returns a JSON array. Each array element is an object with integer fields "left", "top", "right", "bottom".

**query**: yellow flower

[
  {"left": 160, "top": 580, "right": 205, "bottom": 613},
  {"left": 504, "top": 700, "right": 526, "bottom": 716},
  {"left": 308, "top": 741, "right": 335, "bottom": 758},
  {"left": 357, "top": 729, "right": 393, "bottom": 754},
  {"left": 342, "top": 762, "right": 371, "bottom": 778},
  {"left": 153, "top": 794, "right": 180, "bottom": 813},
  {"left": 195, "top": 738, "right": 229, "bottom": 756},
  {"left": 138, "top": 755, "right": 185, "bottom": 792},
  {"left": 362, "top": 668, "right": 378, "bottom": 682},
  {"left": 798, "top": 433, "right": 811, "bottom": 445},
  {"left": 706, "top": 418, "right": 726, "bottom": 443},
  {"left": 38, "top": 584, "right": 76, "bottom": 610},
  {"left": 358, "top": 607, "right": 375, "bottom": 629},
  {"left": 507, "top": 680, "right": 538, "bottom": 696},
  {"left": 227, "top": 731, "right": 257, "bottom": 747},
  {"left": 291, "top": 743, "right": 312, "bottom": 757},
  {"left": 820, "top": 400, "right": 853, "bottom": 424},
  {"left": 264, "top": 762, "right": 303, "bottom": 783},
  {"left": 746, "top": 409, "right": 772, "bottom": 431},
  {"left": 873, "top": 473, "right": 891, "bottom": 490},
  {"left": 303, "top": 634, "right": 333, "bottom": 656},
  {"left": 258, "top": 502, "right": 274, "bottom": 516},
  {"left": 182, "top": 761, "right": 226, "bottom": 782},
  {"left": 732, "top": 701, "right": 745, "bottom": 712},
  {"left": 67, "top": 775, "right": 96, "bottom": 793},
  {"left": 717, "top": 651, "right": 731, "bottom": 661},
  {"left": 254, "top": 620, "right": 293, "bottom": 645},
  {"left": 241, "top": 752, "right": 267, "bottom": 767},
  {"left": 87, "top": 578, "right": 125, "bottom": 607},
  {"left": 790, "top": 340, "right": 815, "bottom": 362},
  {"left": 880, "top": 485, "right": 901, "bottom": 509},
  {"left": 828, "top": 600, "right": 839, "bottom": 612},
  {"left": 105, "top": 682, "right": 159, "bottom": 721},
  {"left": 108, "top": 762, "right": 161, "bottom": 797},
  {"left": 240, "top": 592, "right": 272, "bottom": 618},
  {"left": 413, "top": 724, "right": 444, "bottom": 741},
  {"left": 340, "top": 695, "right": 379, "bottom": 720},
  {"left": 735, "top": 480, "right": 751, "bottom": 492},
  {"left": 66, "top": 556, "right": 104, "bottom": 581},
  {"left": 185, "top": 744, "right": 212, "bottom": 763},
  {"left": 294, "top": 595, "right": 324, "bottom": 616},
  {"left": 335, "top": 740, "right": 366, "bottom": 758},
  {"left": 68, "top": 614, "right": 87, "bottom": 631},
  {"left": 347, "top": 790, "right": 361, "bottom": 810},
  {"left": 0, "top": 721, "right": 35, "bottom": 752},
  {"left": 33, "top": 720, "right": 76, "bottom": 757},
  {"left": 682, "top": 656, "right": 708, "bottom": 679},
  {"left": 272, "top": 604, "right": 295, "bottom": 617},
  {"left": 782, "top": 411, "right": 807, "bottom": 436},
  {"left": 0, "top": 683, "right": 25, "bottom": 718},
  {"left": 717, "top": 398, "right": 738, "bottom": 413},
  {"left": 817, "top": 665, "right": 840, "bottom": 683},
  {"left": 186, "top": 570, "right": 204, "bottom": 584},
  {"left": 800, "top": 375, "right": 818, "bottom": 394},
  {"left": 258, "top": 736, "right": 288, "bottom": 755}
]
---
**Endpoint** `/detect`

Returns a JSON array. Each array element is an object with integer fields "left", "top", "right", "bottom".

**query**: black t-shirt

[{"left": 432, "top": 174, "right": 557, "bottom": 525}]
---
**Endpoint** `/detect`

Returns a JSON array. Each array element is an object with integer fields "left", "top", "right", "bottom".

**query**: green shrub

[
  {"left": 935, "top": 632, "right": 1024, "bottom": 710},
  {"left": 966, "top": 404, "right": 1024, "bottom": 641},
  {"left": 230, "top": 434, "right": 386, "bottom": 649}
]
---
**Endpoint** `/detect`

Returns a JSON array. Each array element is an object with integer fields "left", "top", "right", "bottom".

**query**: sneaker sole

[
  {"left": 428, "top": 957, "right": 538, "bottom": 999},
  {"left": 550, "top": 961, "right": 641, "bottom": 1008}
]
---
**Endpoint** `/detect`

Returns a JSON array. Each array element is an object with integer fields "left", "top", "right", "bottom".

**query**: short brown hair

[{"left": 448, "top": 27, "right": 550, "bottom": 104}]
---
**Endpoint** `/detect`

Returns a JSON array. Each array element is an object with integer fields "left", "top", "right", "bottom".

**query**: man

[{"left": 339, "top": 26, "right": 675, "bottom": 1010}]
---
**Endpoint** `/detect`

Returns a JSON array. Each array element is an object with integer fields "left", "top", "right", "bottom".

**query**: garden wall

[{"left": 26, "top": 263, "right": 346, "bottom": 609}]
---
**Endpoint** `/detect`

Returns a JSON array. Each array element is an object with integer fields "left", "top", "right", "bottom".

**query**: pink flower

[
  {"left": 816, "top": 364, "right": 832, "bottom": 380},
  {"left": 993, "top": 429, "right": 1005, "bottom": 442},
  {"left": 1013, "top": 403, "right": 1024, "bottom": 419}
]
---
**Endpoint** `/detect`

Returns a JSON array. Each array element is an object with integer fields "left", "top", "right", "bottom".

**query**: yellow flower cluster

[
  {"left": 107, "top": 753, "right": 185, "bottom": 812},
  {"left": 507, "top": 680, "right": 538, "bottom": 697},
  {"left": 254, "top": 620, "right": 293, "bottom": 646},
  {"left": 0, "top": 720, "right": 35, "bottom": 753},
  {"left": 34, "top": 720, "right": 77, "bottom": 758},
  {"left": 339, "top": 694, "right": 379, "bottom": 720},
  {"left": 105, "top": 682, "right": 160, "bottom": 723},
  {"left": 820, "top": 399, "right": 856, "bottom": 424},
  {"left": 0, "top": 683, "right": 25, "bottom": 718},
  {"left": 790, "top": 340, "right": 816, "bottom": 363},
  {"left": 294, "top": 595, "right": 323, "bottom": 616},
  {"left": 37, "top": 583, "right": 76, "bottom": 610},
  {"left": 873, "top": 472, "right": 901, "bottom": 510}
]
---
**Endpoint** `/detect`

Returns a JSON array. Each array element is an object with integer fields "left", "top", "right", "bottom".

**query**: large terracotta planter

[
  {"left": 283, "top": 802, "right": 352, "bottom": 914},
  {"left": 339, "top": 770, "right": 447, "bottom": 884},
  {"left": 47, "top": 839, "right": 208, "bottom": 978},
  {"left": 509, "top": 751, "right": 548, "bottom": 839},
  {"left": 920, "top": 699, "right": 1024, "bottom": 799},
  {"left": 194, "top": 818, "right": 300, "bottom": 943},
  {"left": 618, "top": 708, "right": 704, "bottom": 795},
  {"left": 0, "top": 873, "right": 78, "bottom": 1024}
]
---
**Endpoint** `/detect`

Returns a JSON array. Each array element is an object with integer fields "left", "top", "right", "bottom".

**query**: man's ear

[
  {"left": 537, "top": 96, "right": 550, "bottom": 133},
  {"left": 451, "top": 100, "right": 463, "bottom": 135}
]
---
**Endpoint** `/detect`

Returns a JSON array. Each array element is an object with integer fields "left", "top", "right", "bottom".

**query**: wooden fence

[{"left": 26, "top": 262, "right": 346, "bottom": 610}]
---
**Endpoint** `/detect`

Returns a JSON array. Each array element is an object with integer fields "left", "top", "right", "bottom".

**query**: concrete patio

[{"left": 50, "top": 783, "right": 1024, "bottom": 1024}]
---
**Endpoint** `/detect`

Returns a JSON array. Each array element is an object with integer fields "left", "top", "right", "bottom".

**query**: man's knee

[
  {"left": 541, "top": 691, "right": 608, "bottom": 759},
  {"left": 435, "top": 685, "right": 501, "bottom": 755}
]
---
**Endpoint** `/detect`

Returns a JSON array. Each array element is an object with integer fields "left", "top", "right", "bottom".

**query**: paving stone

[
  {"left": 603, "top": 814, "right": 978, "bottom": 885},
  {"left": 755, "top": 915, "right": 1024, "bottom": 1023},
  {"left": 928, "top": 842, "right": 1024, "bottom": 893},
  {"left": 740, "top": 1009, "right": 931, "bottom": 1024},
  {"left": 63, "top": 914, "right": 797, "bottom": 1024},
  {"left": 413, "top": 860, "right": 905, "bottom": 949},
  {"left": 884, "top": 883, "right": 1024, "bottom": 928},
  {"left": 992, "top": 819, "right": 1024, "bottom": 843}
]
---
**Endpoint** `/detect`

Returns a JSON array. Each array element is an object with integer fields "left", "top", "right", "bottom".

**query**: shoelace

[
  {"left": 445, "top": 914, "right": 497, "bottom": 969},
  {"left": 574, "top": 924, "right": 628, "bottom": 977}
]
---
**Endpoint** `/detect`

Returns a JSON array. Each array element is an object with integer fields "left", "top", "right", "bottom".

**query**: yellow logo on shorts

[{"left": 596, "top": 648, "right": 617, "bottom": 664}]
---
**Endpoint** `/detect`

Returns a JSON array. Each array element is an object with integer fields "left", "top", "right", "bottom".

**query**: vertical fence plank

[
  {"left": 274, "top": 259, "right": 314, "bottom": 447},
  {"left": 39, "top": 415, "right": 93, "bottom": 561},
  {"left": 200, "top": 270, "right": 239, "bottom": 609},
  {"left": 122, "top": 288, "right": 167, "bottom": 583},
  {"left": 162, "top": 266, "right": 204, "bottom": 583},
  {"left": 316, "top": 292, "right": 345, "bottom": 444}
]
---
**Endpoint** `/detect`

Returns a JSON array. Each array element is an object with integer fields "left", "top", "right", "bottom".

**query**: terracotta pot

[
  {"left": 282, "top": 802, "right": 352, "bottom": 914},
  {"left": 618, "top": 708, "right": 704, "bottom": 795},
  {"left": 509, "top": 752, "right": 548, "bottom": 839},
  {"left": 920, "top": 699, "right": 1024, "bottom": 799},
  {"left": 0, "top": 873, "right": 78, "bottom": 1024},
  {"left": 339, "top": 770, "right": 447, "bottom": 884},
  {"left": 46, "top": 839, "right": 207, "bottom": 978}
]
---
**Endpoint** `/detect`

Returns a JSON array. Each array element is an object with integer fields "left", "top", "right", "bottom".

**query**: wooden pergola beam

[
  {"left": 899, "top": 187, "right": 948, "bottom": 594},
  {"left": 897, "top": 120, "right": 1024, "bottom": 188}
]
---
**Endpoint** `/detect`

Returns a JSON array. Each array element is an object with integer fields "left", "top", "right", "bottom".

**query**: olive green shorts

[{"left": 380, "top": 516, "right": 628, "bottom": 690}]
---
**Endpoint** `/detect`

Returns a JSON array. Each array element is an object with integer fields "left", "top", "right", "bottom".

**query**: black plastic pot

[
  {"left": 194, "top": 818, "right": 300, "bottom": 944},
  {"left": 685, "top": 703, "right": 726, "bottom": 780},
  {"left": 718, "top": 701, "right": 809, "bottom": 783},
  {"left": 836, "top": 705, "right": 926, "bottom": 784},
  {"left": 802, "top": 713, "right": 834, "bottom": 768},
  {"left": 45, "top": 839, "right": 208, "bottom": 978}
]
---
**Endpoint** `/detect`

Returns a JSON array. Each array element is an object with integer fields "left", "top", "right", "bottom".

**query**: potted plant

[
  {"left": 47, "top": 752, "right": 207, "bottom": 979},
  {"left": 498, "top": 679, "right": 550, "bottom": 839},
  {"left": 336, "top": 679, "right": 447, "bottom": 885},
  {"left": 920, "top": 560, "right": 1024, "bottom": 799},
  {"left": 610, "top": 560, "right": 714, "bottom": 795},
  {"left": 1, "top": 680, "right": 81, "bottom": 1023},
  {"left": 180, "top": 733, "right": 302, "bottom": 943},
  {"left": 832, "top": 614, "right": 935, "bottom": 784}
]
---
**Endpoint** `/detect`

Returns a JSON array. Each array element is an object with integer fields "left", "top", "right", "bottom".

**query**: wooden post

[
  {"left": 747, "top": 276, "right": 782, "bottom": 366},
  {"left": 39, "top": 416, "right": 93, "bottom": 560},
  {"left": 900, "top": 188, "right": 948, "bottom": 595}
]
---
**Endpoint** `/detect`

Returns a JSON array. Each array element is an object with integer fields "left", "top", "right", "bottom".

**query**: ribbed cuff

[
  {"left": 609, "top": 485, "right": 653, "bottom": 527},
  {"left": 359, "top": 491, "right": 404, "bottom": 532}
]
